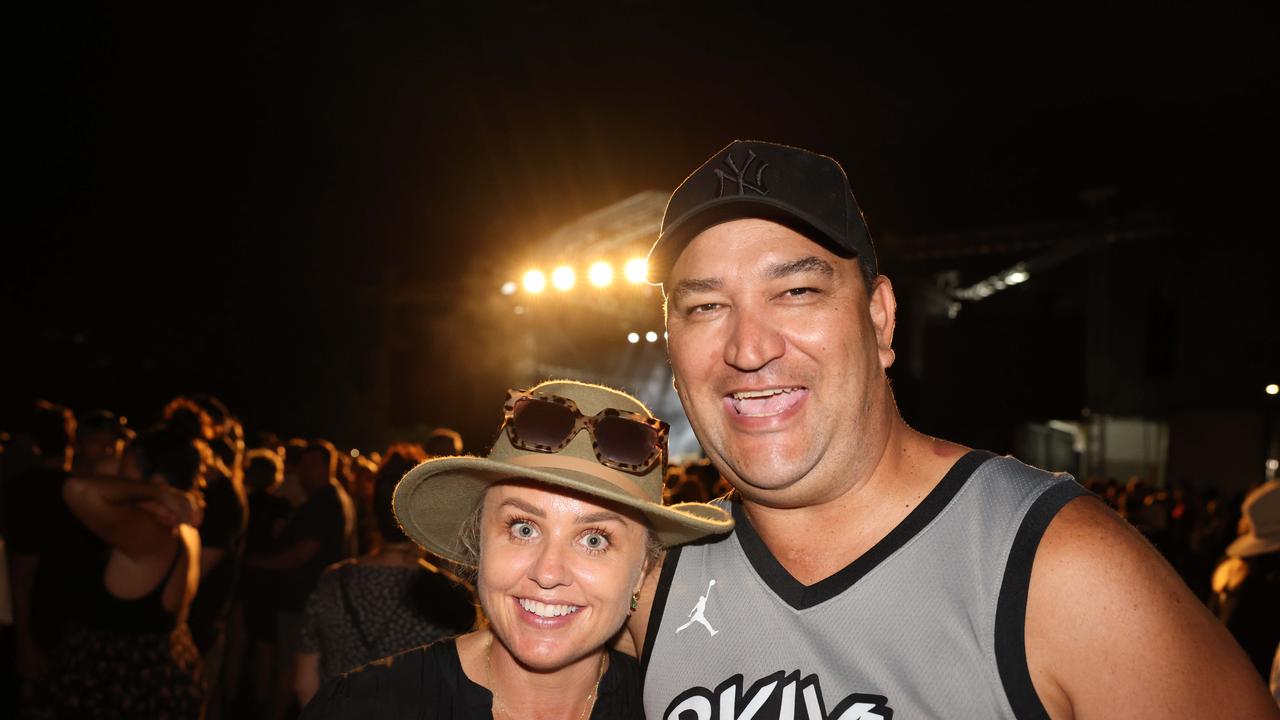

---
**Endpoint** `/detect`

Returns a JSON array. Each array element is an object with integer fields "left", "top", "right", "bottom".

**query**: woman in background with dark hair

[
  {"left": 294, "top": 444, "right": 477, "bottom": 706},
  {"left": 47, "top": 425, "right": 208, "bottom": 719}
]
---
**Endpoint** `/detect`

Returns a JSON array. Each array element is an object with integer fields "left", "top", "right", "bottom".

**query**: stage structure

[{"left": 497, "top": 191, "right": 707, "bottom": 460}]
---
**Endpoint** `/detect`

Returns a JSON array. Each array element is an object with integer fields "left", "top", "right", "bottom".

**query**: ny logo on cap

[{"left": 714, "top": 149, "right": 768, "bottom": 198}]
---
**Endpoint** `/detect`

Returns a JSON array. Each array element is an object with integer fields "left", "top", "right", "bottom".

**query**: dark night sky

[{"left": 5, "top": 2, "right": 1277, "bottom": 448}]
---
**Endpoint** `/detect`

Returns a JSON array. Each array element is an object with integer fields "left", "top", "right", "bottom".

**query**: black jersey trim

[
  {"left": 994, "top": 480, "right": 1088, "bottom": 720},
  {"left": 640, "top": 543, "right": 682, "bottom": 682},
  {"left": 732, "top": 449, "right": 997, "bottom": 610}
]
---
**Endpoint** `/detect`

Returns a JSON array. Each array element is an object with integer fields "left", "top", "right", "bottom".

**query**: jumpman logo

[{"left": 675, "top": 579, "right": 719, "bottom": 636}]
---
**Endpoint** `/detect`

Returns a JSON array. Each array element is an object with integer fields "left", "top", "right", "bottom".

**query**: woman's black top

[{"left": 300, "top": 638, "right": 643, "bottom": 720}]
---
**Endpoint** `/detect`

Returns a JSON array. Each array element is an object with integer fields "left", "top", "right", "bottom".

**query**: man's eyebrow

[
  {"left": 669, "top": 277, "right": 723, "bottom": 303},
  {"left": 766, "top": 256, "right": 835, "bottom": 280}
]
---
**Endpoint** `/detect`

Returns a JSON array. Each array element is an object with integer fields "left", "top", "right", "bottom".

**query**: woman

[
  {"left": 295, "top": 444, "right": 478, "bottom": 703},
  {"left": 48, "top": 424, "right": 208, "bottom": 719},
  {"left": 301, "top": 380, "right": 733, "bottom": 719}
]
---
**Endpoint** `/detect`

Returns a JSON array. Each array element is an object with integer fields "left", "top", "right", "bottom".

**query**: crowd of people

[
  {"left": 0, "top": 397, "right": 478, "bottom": 719},
  {"left": 1, "top": 395, "right": 1274, "bottom": 718}
]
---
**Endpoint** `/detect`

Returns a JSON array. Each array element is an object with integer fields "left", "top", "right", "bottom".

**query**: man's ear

[{"left": 868, "top": 275, "right": 897, "bottom": 370}]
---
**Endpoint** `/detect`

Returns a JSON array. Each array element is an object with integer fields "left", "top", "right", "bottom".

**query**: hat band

[{"left": 506, "top": 454, "right": 650, "bottom": 502}]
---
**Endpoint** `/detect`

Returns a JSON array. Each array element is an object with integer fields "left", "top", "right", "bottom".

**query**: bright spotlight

[
  {"left": 349, "top": 448, "right": 360, "bottom": 458},
  {"left": 500, "top": 281, "right": 518, "bottom": 296},
  {"left": 523, "top": 269, "right": 546, "bottom": 294},
  {"left": 627, "top": 332, "right": 640, "bottom": 344},
  {"left": 624, "top": 258, "right": 648, "bottom": 284},
  {"left": 1267, "top": 384, "right": 1279, "bottom": 396},
  {"left": 588, "top": 261, "right": 613, "bottom": 288},
  {"left": 645, "top": 331, "right": 658, "bottom": 343},
  {"left": 1005, "top": 270, "right": 1029, "bottom": 285},
  {"left": 551, "top": 266, "right": 575, "bottom": 291}
]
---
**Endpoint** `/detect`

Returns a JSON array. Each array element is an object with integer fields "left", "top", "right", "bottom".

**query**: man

[
  {"left": 248, "top": 438, "right": 354, "bottom": 720},
  {"left": 1209, "top": 480, "right": 1280, "bottom": 680},
  {"left": 6, "top": 402, "right": 97, "bottom": 696},
  {"left": 629, "top": 141, "right": 1276, "bottom": 718}
]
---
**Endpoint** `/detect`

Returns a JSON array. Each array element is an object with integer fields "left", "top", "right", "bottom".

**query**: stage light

[
  {"left": 627, "top": 332, "right": 640, "bottom": 344},
  {"left": 523, "top": 269, "right": 546, "bottom": 294},
  {"left": 551, "top": 266, "right": 575, "bottom": 291},
  {"left": 645, "top": 331, "right": 658, "bottom": 343},
  {"left": 350, "top": 448, "right": 360, "bottom": 458},
  {"left": 1005, "top": 269, "right": 1029, "bottom": 285},
  {"left": 624, "top": 258, "right": 648, "bottom": 284},
  {"left": 588, "top": 261, "right": 613, "bottom": 288},
  {"left": 500, "top": 281, "right": 518, "bottom": 296},
  {"left": 1267, "top": 384, "right": 1279, "bottom": 396}
]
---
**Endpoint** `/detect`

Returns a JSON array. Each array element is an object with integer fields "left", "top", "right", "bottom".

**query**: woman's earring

[{"left": 630, "top": 591, "right": 640, "bottom": 612}]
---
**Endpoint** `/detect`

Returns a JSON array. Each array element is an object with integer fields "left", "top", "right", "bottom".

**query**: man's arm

[{"left": 1026, "top": 496, "right": 1278, "bottom": 719}]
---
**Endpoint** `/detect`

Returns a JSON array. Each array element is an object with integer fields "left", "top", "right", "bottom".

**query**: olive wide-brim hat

[{"left": 392, "top": 380, "right": 733, "bottom": 566}]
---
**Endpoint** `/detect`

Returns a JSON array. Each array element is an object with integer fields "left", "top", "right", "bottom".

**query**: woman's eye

[
  {"left": 510, "top": 521, "right": 539, "bottom": 540},
  {"left": 579, "top": 532, "right": 610, "bottom": 552}
]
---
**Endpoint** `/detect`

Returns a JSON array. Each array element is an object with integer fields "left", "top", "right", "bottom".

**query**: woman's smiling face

[{"left": 477, "top": 480, "right": 651, "bottom": 671}]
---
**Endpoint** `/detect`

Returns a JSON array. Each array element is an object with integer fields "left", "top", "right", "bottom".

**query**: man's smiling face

[{"left": 664, "top": 218, "right": 897, "bottom": 508}]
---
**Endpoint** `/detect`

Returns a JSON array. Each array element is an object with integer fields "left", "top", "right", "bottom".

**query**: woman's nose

[{"left": 528, "top": 538, "right": 571, "bottom": 589}]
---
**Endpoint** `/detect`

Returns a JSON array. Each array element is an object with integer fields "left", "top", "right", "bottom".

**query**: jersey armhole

[
  {"left": 995, "top": 481, "right": 1089, "bottom": 720},
  {"left": 640, "top": 544, "right": 683, "bottom": 683}
]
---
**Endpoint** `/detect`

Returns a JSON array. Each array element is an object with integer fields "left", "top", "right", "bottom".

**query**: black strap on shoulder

[
  {"left": 639, "top": 544, "right": 682, "bottom": 682},
  {"left": 995, "top": 480, "right": 1090, "bottom": 720}
]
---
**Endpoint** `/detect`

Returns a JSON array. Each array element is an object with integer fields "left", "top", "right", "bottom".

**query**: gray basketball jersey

[{"left": 642, "top": 451, "right": 1086, "bottom": 720}]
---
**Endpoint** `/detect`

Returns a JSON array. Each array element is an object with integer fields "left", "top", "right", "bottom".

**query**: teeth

[
  {"left": 732, "top": 388, "right": 797, "bottom": 399},
  {"left": 518, "top": 598, "right": 581, "bottom": 618}
]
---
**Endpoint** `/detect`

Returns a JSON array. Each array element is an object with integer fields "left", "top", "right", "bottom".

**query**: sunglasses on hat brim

[{"left": 502, "top": 388, "right": 669, "bottom": 475}]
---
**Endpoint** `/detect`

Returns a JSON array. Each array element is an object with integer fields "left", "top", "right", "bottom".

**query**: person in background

[
  {"left": 294, "top": 444, "right": 476, "bottom": 704},
  {"left": 233, "top": 448, "right": 293, "bottom": 718},
  {"left": 424, "top": 428, "right": 463, "bottom": 458},
  {"left": 346, "top": 455, "right": 379, "bottom": 555},
  {"left": 249, "top": 438, "right": 354, "bottom": 720},
  {"left": 181, "top": 397, "right": 249, "bottom": 720},
  {"left": 1210, "top": 480, "right": 1280, "bottom": 681},
  {"left": 72, "top": 410, "right": 131, "bottom": 477},
  {"left": 278, "top": 439, "right": 310, "bottom": 507},
  {"left": 7, "top": 400, "right": 81, "bottom": 712},
  {"left": 46, "top": 424, "right": 207, "bottom": 718}
]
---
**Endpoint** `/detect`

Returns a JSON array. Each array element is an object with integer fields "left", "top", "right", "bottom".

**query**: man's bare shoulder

[{"left": 1025, "top": 496, "right": 1277, "bottom": 719}]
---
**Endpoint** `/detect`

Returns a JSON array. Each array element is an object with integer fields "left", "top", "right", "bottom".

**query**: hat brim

[
  {"left": 393, "top": 455, "right": 734, "bottom": 565},
  {"left": 1226, "top": 533, "right": 1280, "bottom": 558},
  {"left": 651, "top": 196, "right": 857, "bottom": 284}
]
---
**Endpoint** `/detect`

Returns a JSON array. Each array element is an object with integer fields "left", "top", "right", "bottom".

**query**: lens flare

[
  {"left": 624, "top": 258, "right": 648, "bottom": 284},
  {"left": 551, "top": 266, "right": 575, "bottom": 291},
  {"left": 522, "top": 270, "right": 547, "bottom": 294},
  {"left": 588, "top": 261, "right": 613, "bottom": 288}
]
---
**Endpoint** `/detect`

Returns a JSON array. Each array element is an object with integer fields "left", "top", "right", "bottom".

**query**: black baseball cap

[{"left": 648, "top": 140, "right": 877, "bottom": 285}]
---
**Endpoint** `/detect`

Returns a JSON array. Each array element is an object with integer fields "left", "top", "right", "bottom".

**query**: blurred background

[{"left": 5, "top": 1, "right": 1278, "bottom": 495}]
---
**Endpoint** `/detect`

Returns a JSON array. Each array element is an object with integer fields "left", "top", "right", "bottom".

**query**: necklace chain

[{"left": 485, "top": 633, "right": 606, "bottom": 720}]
